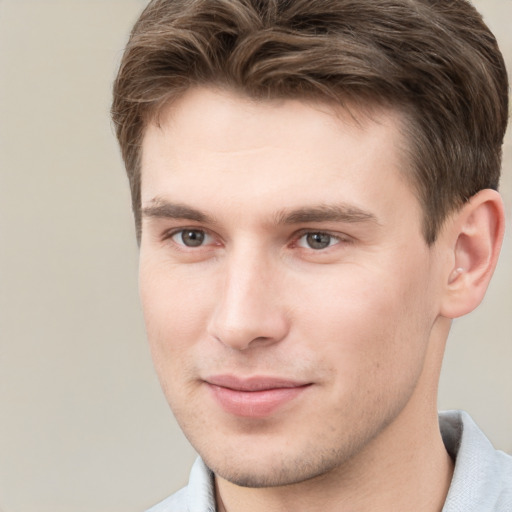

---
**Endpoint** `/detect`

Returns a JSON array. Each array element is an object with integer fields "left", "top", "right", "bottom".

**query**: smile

[{"left": 204, "top": 375, "right": 312, "bottom": 418}]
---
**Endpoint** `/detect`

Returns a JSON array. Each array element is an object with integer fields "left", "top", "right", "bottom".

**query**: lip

[{"left": 204, "top": 375, "right": 311, "bottom": 418}]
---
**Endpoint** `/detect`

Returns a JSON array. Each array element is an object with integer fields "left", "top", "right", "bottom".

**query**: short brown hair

[{"left": 111, "top": 0, "right": 508, "bottom": 244}]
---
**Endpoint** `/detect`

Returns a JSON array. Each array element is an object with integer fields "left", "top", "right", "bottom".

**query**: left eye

[
  {"left": 297, "top": 232, "right": 339, "bottom": 250},
  {"left": 171, "top": 229, "right": 211, "bottom": 247}
]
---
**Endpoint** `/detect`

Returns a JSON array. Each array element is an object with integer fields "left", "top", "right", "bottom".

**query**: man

[{"left": 111, "top": 0, "right": 511, "bottom": 510}]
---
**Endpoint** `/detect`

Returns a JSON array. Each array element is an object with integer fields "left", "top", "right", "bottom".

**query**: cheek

[
  {"left": 139, "top": 261, "right": 217, "bottom": 419},
  {"left": 292, "top": 264, "right": 434, "bottom": 385},
  {"left": 293, "top": 273, "right": 432, "bottom": 434},
  {"left": 139, "top": 261, "right": 215, "bottom": 371}
]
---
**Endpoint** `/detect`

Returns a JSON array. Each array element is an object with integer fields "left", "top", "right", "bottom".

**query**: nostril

[{"left": 208, "top": 317, "right": 289, "bottom": 351}]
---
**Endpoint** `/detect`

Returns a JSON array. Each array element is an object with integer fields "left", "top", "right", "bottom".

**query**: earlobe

[{"left": 440, "top": 189, "right": 505, "bottom": 319}]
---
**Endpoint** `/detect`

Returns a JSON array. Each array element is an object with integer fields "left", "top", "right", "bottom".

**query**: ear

[{"left": 440, "top": 189, "right": 505, "bottom": 319}]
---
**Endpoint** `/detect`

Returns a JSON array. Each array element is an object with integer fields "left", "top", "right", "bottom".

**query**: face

[{"left": 139, "top": 87, "right": 445, "bottom": 487}]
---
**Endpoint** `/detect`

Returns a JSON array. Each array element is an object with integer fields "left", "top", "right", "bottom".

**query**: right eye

[
  {"left": 171, "top": 229, "right": 212, "bottom": 247},
  {"left": 297, "top": 232, "right": 336, "bottom": 250}
]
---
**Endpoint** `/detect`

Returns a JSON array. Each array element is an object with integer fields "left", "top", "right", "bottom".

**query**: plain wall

[{"left": 0, "top": 1, "right": 510, "bottom": 511}]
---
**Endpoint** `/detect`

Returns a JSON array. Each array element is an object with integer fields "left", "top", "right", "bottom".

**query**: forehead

[
  {"left": 146, "top": 87, "right": 407, "bottom": 157},
  {"left": 140, "top": 87, "right": 420, "bottom": 227}
]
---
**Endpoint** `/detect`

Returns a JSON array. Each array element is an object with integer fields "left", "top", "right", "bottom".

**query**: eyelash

[
  {"left": 164, "top": 228, "right": 217, "bottom": 248},
  {"left": 163, "top": 227, "right": 351, "bottom": 252},
  {"left": 293, "top": 230, "right": 350, "bottom": 250}
]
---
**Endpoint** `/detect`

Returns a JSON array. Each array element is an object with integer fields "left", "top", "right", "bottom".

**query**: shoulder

[
  {"left": 145, "top": 487, "right": 188, "bottom": 512},
  {"left": 493, "top": 450, "right": 512, "bottom": 508},
  {"left": 144, "top": 457, "right": 216, "bottom": 512},
  {"left": 440, "top": 410, "right": 512, "bottom": 511}
]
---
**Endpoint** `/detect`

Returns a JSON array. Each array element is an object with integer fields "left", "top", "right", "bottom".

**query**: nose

[{"left": 207, "top": 249, "right": 290, "bottom": 351}]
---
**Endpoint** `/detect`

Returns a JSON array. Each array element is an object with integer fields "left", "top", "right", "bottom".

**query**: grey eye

[
  {"left": 304, "top": 232, "right": 333, "bottom": 250},
  {"left": 176, "top": 229, "right": 206, "bottom": 247}
]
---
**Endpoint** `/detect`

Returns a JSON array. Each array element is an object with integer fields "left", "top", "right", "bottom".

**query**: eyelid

[
  {"left": 297, "top": 234, "right": 337, "bottom": 250},
  {"left": 162, "top": 226, "right": 217, "bottom": 247},
  {"left": 292, "top": 229, "right": 351, "bottom": 248},
  {"left": 159, "top": 226, "right": 352, "bottom": 250}
]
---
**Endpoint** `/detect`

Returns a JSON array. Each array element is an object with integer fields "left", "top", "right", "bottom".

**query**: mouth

[{"left": 204, "top": 375, "right": 312, "bottom": 418}]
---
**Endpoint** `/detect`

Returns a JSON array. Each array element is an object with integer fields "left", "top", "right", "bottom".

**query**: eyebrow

[
  {"left": 142, "top": 198, "right": 379, "bottom": 226},
  {"left": 275, "top": 204, "right": 379, "bottom": 225},
  {"left": 142, "top": 200, "right": 215, "bottom": 224}
]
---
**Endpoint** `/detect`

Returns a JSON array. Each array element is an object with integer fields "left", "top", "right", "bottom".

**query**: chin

[{"left": 200, "top": 441, "right": 349, "bottom": 489}]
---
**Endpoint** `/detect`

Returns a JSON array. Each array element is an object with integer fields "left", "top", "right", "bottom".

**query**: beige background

[{"left": 0, "top": 1, "right": 510, "bottom": 511}]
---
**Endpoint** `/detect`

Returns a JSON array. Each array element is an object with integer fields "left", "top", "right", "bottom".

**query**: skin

[{"left": 138, "top": 87, "right": 503, "bottom": 512}]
